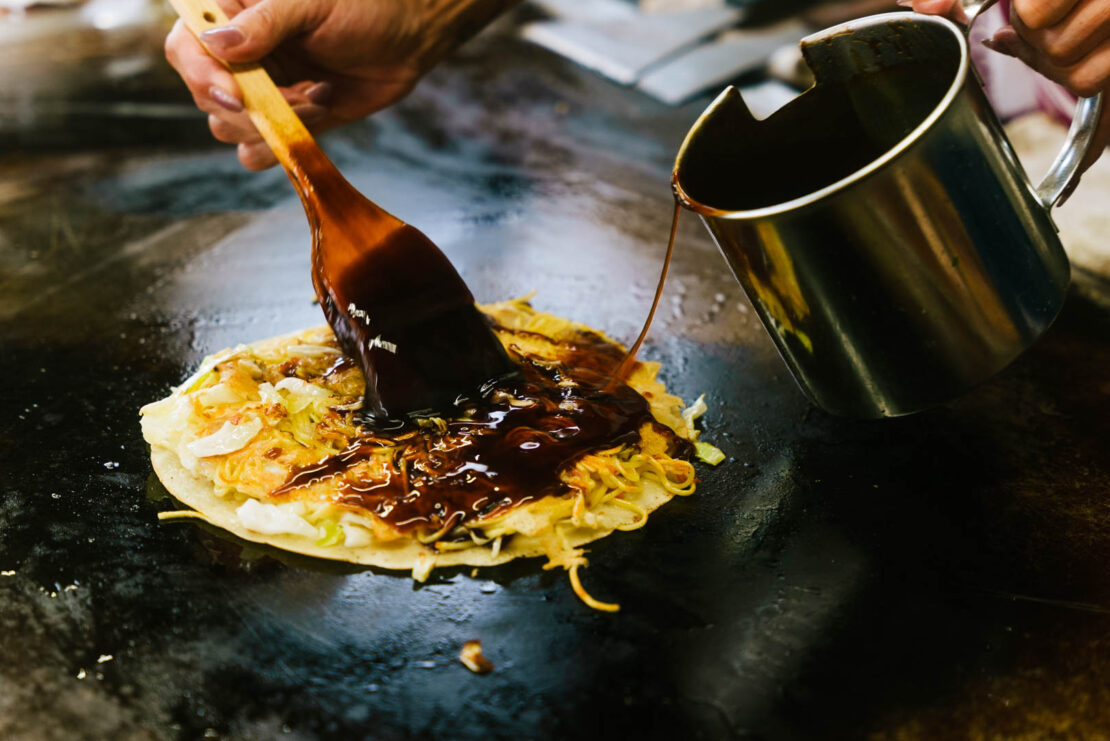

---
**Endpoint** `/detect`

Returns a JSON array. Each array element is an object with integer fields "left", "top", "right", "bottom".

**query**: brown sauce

[
  {"left": 317, "top": 223, "right": 518, "bottom": 425},
  {"left": 290, "top": 150, "right": 688, "bottom": 535},
  {"left": 289, "top": 138, "right": 518, "bottom": 426},
  {"left": 274, "top": 327, "right": 689, "bottom": 533},
  {"left": 610, "top": 201, "right": 682, "bottom": 384}
]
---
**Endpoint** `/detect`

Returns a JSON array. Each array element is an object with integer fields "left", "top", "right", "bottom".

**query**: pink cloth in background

[{"left": 972, "top": 0, "right": 1077, "bottom": 124}]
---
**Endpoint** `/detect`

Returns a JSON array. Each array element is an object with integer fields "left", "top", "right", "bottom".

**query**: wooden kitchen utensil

[{"left": 167, "top": 0, "right": 515, "bottom": 423}]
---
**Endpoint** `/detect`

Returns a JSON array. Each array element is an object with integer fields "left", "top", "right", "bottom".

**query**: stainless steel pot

[{"left": 673, "top": 4, "right": 1102, "bottom": 418}]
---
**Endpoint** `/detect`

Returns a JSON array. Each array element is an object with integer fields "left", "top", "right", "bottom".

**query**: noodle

[{"left": 570, "top": 564, "right": 620, "bottom": 613}]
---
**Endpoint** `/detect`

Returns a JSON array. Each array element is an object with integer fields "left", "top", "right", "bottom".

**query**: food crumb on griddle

[{"left": 459, "top": 640, "right": 494, "bottom": 674}]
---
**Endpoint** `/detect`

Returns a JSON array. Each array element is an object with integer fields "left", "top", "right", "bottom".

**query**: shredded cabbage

[
  {"left": 341, "top": 523, "right": 373, "bottom": 547},
  {"left": 681, "top": 394, "right": 708, "bottom": 434},
  {"left": 257, "top": 382, "right": 283, "bottom": 406},
  {"left": 235, "top": 499, "right": 317, "bottom": 537},
  {"left": 194, "top": 384, "right": 242, "bottom": 407},
  {"left": 187, "top": 418, "right": 263, "bottom": 458},
  {"left": 178, "top": 347, "right": 241, "bottom": 394},
  {"left": 274, "top": 377, "right": 332, "bottom": 413}
]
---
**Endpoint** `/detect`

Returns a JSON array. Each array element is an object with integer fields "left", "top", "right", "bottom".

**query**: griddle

[{"left": 3, "top": 26, "right": 1110, "bottom": 740}]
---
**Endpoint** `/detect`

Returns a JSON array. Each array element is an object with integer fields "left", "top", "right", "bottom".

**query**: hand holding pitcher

[{"left": 909, "top": 0, "right": 1110, "bottom": 169}]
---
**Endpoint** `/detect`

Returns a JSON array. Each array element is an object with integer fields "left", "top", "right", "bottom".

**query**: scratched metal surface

[{"left": 2, "top": 21, "right": 1110, "bottom": 741}]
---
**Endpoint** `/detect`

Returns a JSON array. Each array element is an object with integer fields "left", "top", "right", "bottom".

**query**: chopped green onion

[
  {"left": 183, "top": 369, "right": 218, "bottom": 395},
  {"left": 315, "top": 520, "right": 345, "bottom": 547},
  {"left": 694, "top": 441, "right": 725, "bottom": 466}
]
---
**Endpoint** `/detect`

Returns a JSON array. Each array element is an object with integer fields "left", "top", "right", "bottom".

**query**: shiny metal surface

[
  {"left": 674, "top": 13, "right": 1087, "bottom": 418},
  {"left": 1036, "top": 94, "right": 1103, "bottom": 207},
  {"left": 960, "top": 0, "right": 999, "bottom": 25}
]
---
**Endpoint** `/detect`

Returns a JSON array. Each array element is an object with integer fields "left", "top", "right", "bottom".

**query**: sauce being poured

[{"left": 610, "top": 201, "right": 682, "bottom": 384}]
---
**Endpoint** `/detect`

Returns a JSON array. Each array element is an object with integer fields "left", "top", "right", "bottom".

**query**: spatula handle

[{"left": 166, "top": 0, "right": 322, "bottom": 175}]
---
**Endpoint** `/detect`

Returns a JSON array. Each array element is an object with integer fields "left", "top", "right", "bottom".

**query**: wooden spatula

[{"left": 168, "top": 0, "right": 516, "bottom": 423}]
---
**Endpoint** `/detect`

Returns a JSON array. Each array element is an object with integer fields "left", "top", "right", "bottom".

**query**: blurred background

[
  {"left": 1, "top": 0, "right": 1105, "bottom": 275},
  {"left": 0, "top": 0, "right": 1052, "bottom": 143},
  {"left": 0, "top": 0, "right": 933, "bottom": 150}
]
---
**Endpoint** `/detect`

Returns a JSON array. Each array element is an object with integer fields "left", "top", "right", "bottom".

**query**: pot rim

[{"left": 672, "top": 12, "right": 969, "bottom": 220}]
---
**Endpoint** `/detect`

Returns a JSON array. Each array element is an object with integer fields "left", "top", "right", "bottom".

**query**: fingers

[
  {"left": 898, "top": 0, "right": 970, "bottom": 24},
  {"left": 208, "top": 114, "right": 260, "bottom": 145},
  {"left": 165, "top": 20, "right": 244, "bottom": 114},
  {"left": 901, "top": 0, "right": 1110, "bottom": 173},
  {"left": 1012, "top": 0, "right": 1110, "bottom": 66},
  {"left": 200, "top": 79, "right": 330, "bottom": 168},
  {"left": 1011, "top": 0, "right": 1083, "bottom": 30},
  {"left": 1078, "top": 95, "right": 1110, "bottom": 173},
  {"left": 984, "top": 24, "right": 1110, "bottom": 172},
  {"left": 199, "top": 0, "right": 325, "bottom": 64},
  {"left": 238, "top": 141, "right": 280, "bottom": 171},
  {"left": 166, "top": 2, "right": 338, "bottom": 170},
  {"left": 219, "top": 100, "right": 330, "bottom": 170},
  {"left": 235, "top": 81, "right": 340, "bottom": 170},
  {"left": 987, "top": 24, "right": 1110, "bottom": 96},
  {"left": 235, "top": 104, "right": 333, "bottom": 170}
]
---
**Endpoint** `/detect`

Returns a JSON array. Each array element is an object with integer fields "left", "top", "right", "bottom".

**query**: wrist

[{"left": 419, "top": 0, "right": 520, "bottom": 70}]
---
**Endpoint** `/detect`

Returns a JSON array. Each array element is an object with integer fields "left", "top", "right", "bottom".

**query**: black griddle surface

[{"left": 3, "top": 30, "right": 1110, "bottom": 741}]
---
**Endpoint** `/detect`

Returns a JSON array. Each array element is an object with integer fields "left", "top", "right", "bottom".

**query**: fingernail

[
  {"left": 1058, "top": 176, "right": 1081, "bottom": 206},
  {"left": 305, "top": 82, "right": 333, "bottom": 105},
  {"left": 293, "top": 104, "right": 326, "bottom": 124},
  {"left": 201, "top": 25, "right": 245, "bottom": 53},
  {"left": 992, "top": 27, "right": 1020, "bottom": 46},
  {"left": 240, "top": 141, "right": 278, "bottom": 171},
  {"left": 209, "top": 85, "right": 243, "bottom": 113},
  {"left": 991, "top": 41, "right": 1019, "bottom": 58},
  {"left": 895, "top": 0, "right": 914, "bottom": 7},
  {"left": 984, "top": 32, "right": 1018, "bottom": 57}
]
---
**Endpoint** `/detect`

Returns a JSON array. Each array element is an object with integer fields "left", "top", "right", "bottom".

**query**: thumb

[{"left": 200, "top": 0, "right": 321, "bottom": 63}]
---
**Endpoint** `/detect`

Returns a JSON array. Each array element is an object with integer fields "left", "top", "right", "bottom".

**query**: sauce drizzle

[
  {"left": 280, "top": 191, "right": 690, "bottom": 535},
  {"left": 273, "top": 326, "right": 689, "bottom": 533}
]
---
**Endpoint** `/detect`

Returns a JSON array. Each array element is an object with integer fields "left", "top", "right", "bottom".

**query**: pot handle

[{"left": 960, "top": 0, "right": 1104, "bottom": 209}]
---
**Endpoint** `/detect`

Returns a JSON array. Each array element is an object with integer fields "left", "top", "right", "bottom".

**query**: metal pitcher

[{"left": 673, "top": 4, "right": 1102, "bottom": 418}]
